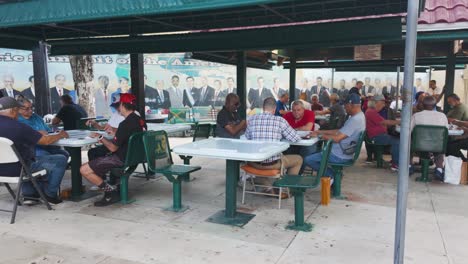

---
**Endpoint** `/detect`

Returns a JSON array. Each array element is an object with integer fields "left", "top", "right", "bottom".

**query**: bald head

[{"left": 422, "top": 95, "right": 436, "bottom": 110}]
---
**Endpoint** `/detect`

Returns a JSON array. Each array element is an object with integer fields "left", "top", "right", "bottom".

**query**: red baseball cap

[{"left": 110, "top": 93, "right": 136, "bottom": 108}]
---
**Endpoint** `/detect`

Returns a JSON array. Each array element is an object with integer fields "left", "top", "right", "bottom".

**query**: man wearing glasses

[{"left": 215, "top": 93, "right": 246, "bottom": 138}]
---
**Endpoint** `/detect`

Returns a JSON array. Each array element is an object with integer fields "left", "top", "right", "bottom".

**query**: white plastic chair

[{"left": 0, "top": 137, "right": 52, "bottom": 224}]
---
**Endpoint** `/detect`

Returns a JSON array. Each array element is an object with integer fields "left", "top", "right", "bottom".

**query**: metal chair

[
  {"left": 364, "top": 133, "right": 390, "bottom": 168},
  {"left": 411, "top": 125, "right": 448, "bottom": 182},
  {"left": 143, "top": 130, "right": 201, "bottom": 212},
  {"left": 273, "top": 140, "right": 333, "bottom": 231},
  {"left": 0, "top": 137, "right": 52, "bottom": 224}
]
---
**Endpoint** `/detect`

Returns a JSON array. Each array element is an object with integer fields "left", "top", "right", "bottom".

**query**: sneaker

[
  {"left": 45, "top": 194, "right": 63, "bottom": 205},
  {"left": 434, "top": 169, "right": 444, "bottom": 182},
  {"left": 94, "top": 190, "right": 120, "bottom": 207},
  {"left": 23, "top": 197, "right": 40, "bottom": 206},
  {"left": 391, "top": 163, "right": 399, "bottom": 172}
]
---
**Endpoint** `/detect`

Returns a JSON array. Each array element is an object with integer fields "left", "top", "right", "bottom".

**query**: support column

[
  {"left": 130, "top": 53, "right": 145, "bottom": 120},
  {"left": 444, "top": 41, "right": 456, "bottom": 112},
  {"left": 32, "top": 41, "right": 51, "bottom": 116},
  {"left": 396, "top": 66, "right": 400, "bottom": 111},
  {"left": 289, "top": 49, "right": 297, "bottom": 101},
  {"left": 236, "top": 51, "right": 247, "bottom": 119},
  {"left": 394, "top": 0, "right": 419, "bottom": 263}
]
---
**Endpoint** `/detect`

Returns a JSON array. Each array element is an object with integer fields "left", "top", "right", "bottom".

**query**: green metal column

[
  {"left": 66, "top": 147, "right": 83, "bottom": 200},
  {"left": 236, "top": 51, "right": 247, "bottom": 120},
  {"left": 32, "top": 41, "right": 51, "bottom": 116},
  {"left": 289, "top": 49, "right": 296, "bottom": 101},
  {"left": 286, "top": 189, "right": 313, "bottom": 232},
  {"left": 444, "top": 41, "right": 456, "bottom": 113},
  {"left": 130, "top": 53, "right": 145, "bottom": 120}
]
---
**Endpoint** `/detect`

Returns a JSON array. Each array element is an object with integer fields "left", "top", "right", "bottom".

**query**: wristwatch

[{"left": 98, "top": 135, "right": 104, "bottom": 141}]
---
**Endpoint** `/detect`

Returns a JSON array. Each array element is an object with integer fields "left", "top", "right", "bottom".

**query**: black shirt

[
  {"left": 0, "top": 115, "right": 42, "bottom": 176},
  {"left": 216, "top": 106, "right": 243, "bottom": 138},
  {"left": 113, "top": 112, "right": 147, "bottom": 161},
  {"left": 56, "top": 104, "right": 88, "bottom": 130}
]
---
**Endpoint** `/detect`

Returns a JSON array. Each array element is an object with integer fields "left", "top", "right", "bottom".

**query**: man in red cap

[{"left": 80, "top": 93, "right": 147, "bottom": 206}]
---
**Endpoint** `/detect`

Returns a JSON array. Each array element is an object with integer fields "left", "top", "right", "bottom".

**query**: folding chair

[{"left": 0, "top": 137, "right": 52, "bottom": 224}]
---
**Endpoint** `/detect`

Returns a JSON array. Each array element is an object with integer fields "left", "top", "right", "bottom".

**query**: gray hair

[
  {"left": 367, "top": 100, "right": 376, "bottom": 109},
  {"left": 263, "top": 97, "right": 277, "bottom": 110},
  {"left": 311, "top": 94, "right": 319, "bottom": 100},
  {"left": 16, "top": 96, "right": 31, "bottom": 106},
  {"left": 291, "top": 100, "right": 304, "bottom": 108}
]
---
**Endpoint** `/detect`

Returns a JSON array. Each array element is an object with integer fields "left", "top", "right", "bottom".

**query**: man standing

[
  {"left": 447, "top": 93, "right": 468, "bottom": 121},
  {"left": 52, "top": 94, "right": 88, "bottom": 130},
  {"left": 21, "top": 76, "right": 35, "bottom": 104},
  {"left": 50, "top": 74, "right": 70, "bottom": 113},
  {"left": 382, "top": 79, "right": 397, "bottom": 99},
  {"left": 183, "top": 76, "right": 199, "bottom": 107},
  {"left": 223, "top": 77, "right": 237, "bottom": 95},
  {"left": 336, "top": 79, "right": 349, "bottom": 102},
  {"left": 349, "top": 80, "right": 363, "bottom": 96},
  {"left": 248, "top": 76, "right": 273, "bottom": 109},
  {"left": 304, "top": 93, "right": 365, "bottom": 177},
  {"left": 0, "top": 97, "right": 68, "bottom": 204},
  {"left": 216, "top": 93, "right": 246, "bottom": 138},
  {"left": 197, "top": 76, "right": 215, "bottom": 106},
  {"left": 311, "top": 77, "right": 330, "bottom": 107},
  {"left": 154, "top": 80, "right": 171, "bottom": 109},
  {"left": 245, "top": 97, "right": 302, "bottom": 194},
  {"left": 1, "top": 74, "right": 21, "bottom": 98},
  {"left": 275, "top": 93, "right": 290, "bottom": 116},
  {"left": 415, "top": 78, "right": 424, "bottom": 92},
  {"left": 167, "top": 75, "right": 184, "bottom": 108},
  {"left": 427, "top": 80, "right": 442, "bottom": 99},
  {"left": 80, "top": 94, "right": 147, "bottom": 206}
]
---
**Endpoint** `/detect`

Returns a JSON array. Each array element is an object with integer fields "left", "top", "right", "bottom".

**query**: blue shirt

[
  {"left": 331, "top": 111, "right": 365, "bottom": 160},
  {"left": 275, "top": 100, "right": 288, "bottom": 116},
  {"left": 18, "top": 113, "right": 50, "bottom": 132}
]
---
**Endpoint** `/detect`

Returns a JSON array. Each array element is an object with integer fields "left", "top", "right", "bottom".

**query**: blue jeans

[
  {"left": 304, "top": 152, "right": 351, "bottom": 177},
  {"left": 372, "top": 133, "right": 399, "bottom": 165},
  {"left": 23, "top": 154, "right": 67, "bottom": 198},
  {"left": 36, "top": 145, "right": 70, "bottom": 160}
]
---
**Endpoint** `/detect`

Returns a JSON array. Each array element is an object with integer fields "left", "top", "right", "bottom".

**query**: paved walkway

[{"left": 0, "top": 137, "right": 467, "bottom": 264}]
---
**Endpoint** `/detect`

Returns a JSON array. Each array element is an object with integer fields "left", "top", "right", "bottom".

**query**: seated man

[
  {"left": 411, "top": 96, "right": 448, "bottom": 180},
  {"left": 0, "top": 97, "right": 68, "bottom": 204},
  {"left": 305, "top": 93, "right": 365, "bottom": 177},
  {"left": 79, "top": 94, "right": 147, "bottom": 206},
  {"left": 17, "top": 97, "right": 69, "bottom": 160},
  {"left": 315, "top": 93, "right": 346, "bottom": 129},
  {"left": 52, "top": 94, "right": 88, "bottom": 130},
  {"left": 215, "top": 93, "right": 246, "bottom": 139},
  {"left": 245, "top": 97, "right": 302, "bottom": 195},
  {"left": 310, "top": 94, "right": 323, "bottom": 111},
  {"left": 86, "top": 94, "right": 126, "bottom": 136},
  {"left": 275, "top": 93, "right": 290, "bottom": 116},
  {"left": 365, "top": 95, "right": 400, "bottom": 171},
  {"left": 447, "top": 93, "right": 468, "bottom": 122},
  {"left": 283, "top": 100, "right": 317, "bottom": 156}
]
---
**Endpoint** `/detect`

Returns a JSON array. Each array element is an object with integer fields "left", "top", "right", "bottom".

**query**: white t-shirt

[
  {"left": 427, "top": 86, "right": 442, "bottom": 96},
  {"left": 107, "top": 112, "right": 125, "bottom": 128},
  {"left": 390, "top": 100, "right": 403, "bottom": 110},
  {"left": 411, "top": 110, "right": 448, "bottom": 131}
]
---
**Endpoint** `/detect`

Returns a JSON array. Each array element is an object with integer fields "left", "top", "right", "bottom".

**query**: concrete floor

[{"left": 0, "top": 137, "right": 467, "bottom": 264}]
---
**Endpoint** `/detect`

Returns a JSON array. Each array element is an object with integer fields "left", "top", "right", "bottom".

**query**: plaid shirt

[{"left": 245, "top": 112, "right": 301, "bottom": 163}]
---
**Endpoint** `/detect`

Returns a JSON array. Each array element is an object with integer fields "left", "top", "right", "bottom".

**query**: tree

[{"left": 69, "top": 55, "right": 95, "bottom": 117}]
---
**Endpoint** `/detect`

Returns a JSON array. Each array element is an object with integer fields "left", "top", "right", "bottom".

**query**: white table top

[
  {"left": 315, "top": 114, "right": 330, "bottom": 120},
  {"left": 147, "top": 123, "right": 191, "bottom": 134},
  {"left": 395, "top": 126, "right": 464, "bottom": 136},
  {"left": 51, "top": 130, "right": 110, "bottom": 147},
  {"left": 146, "top": 114, "right": 168, "bottom": 120},
  {"left": 287, "top": 137, "right": 320, "bottom": 146},
  {"left": 172, "top": 138, "right": 290, "bottom": 162}
]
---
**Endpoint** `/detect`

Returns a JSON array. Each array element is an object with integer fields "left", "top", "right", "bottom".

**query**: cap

[
  {"left": 344, "top": 93, "right": 361, "bottom": 105},
  {"left": 373, "top": 95, "right": 385, "bottom": 101},
  {"left": 110, "top": 93, "right": 136, "bottom": 108},
  {"left": 0, "top": 97, "right": 22, "bottom": 110}
]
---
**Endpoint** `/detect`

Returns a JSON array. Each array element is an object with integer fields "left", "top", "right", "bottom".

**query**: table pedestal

[
  {"left": 65, "top": 147, "right": 100, "bottom": 202},
  {"left": 206, "top": 160, "right": 255, "bottom": 227}
]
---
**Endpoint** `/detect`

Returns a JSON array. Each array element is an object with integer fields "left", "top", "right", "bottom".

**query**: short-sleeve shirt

[
  {"left": 0, "top": 115, "right": 42, "bottom": 176},
  {"left": 216, "top": 107, "right": 243, "bottom": 139},
  {"left": 311, "top": 103, "right": 324, "bottom": 111},
  {"left": 283, "top": 110, "right": 315, "bottom": 131},
  {"left": 365, "top": 108, "right": 387, "bottom": 138},
  {"left": 447, "top": 103, "right": 468, "bottom": 121},
  {"left": 245, "top": 113, "right": 300, "bottom": 163},
  {"left": 331, "top": 111, "right": 365, "bottom": 160},
  {"left": 113, "top": 112, "right": 147, "bottom": 161},
  {"left": 56, "top": 104, "right": 88, "bottom": 130},
  {"left": 426, "top": 86, "right": 442, "bottom": 96},
  {"left": 18, "top": 113, "right": 50, "bottom": 132},
  {"left": 411, "top": 110, "right": 448, "bottom": 131},
  {"left": 329, "top": 103, "right": 346, "bottom": 129}
]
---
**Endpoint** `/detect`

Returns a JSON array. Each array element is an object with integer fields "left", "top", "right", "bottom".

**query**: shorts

[{"left": 88, "top": 154, "right": 124, "bottom": 178}]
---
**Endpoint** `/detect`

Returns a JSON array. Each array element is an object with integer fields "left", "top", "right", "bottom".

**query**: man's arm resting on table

[
  {"left": 322, "top": 131, "right": 348, "bottom": 143},
  {"left": 224, "top": 120, "right": 246, "bottom": 136},
  {"left": 381, "top": 119, "right": 400, "bottom": 126},
  {"left": 37, "top": 131, "right": 68, "bottom": 145},
  {"left": 296, "top": 122, "right": 314, "bottom": 131},
  {"left": 316, "top": 109, "right": 331, "bottom": 115}
]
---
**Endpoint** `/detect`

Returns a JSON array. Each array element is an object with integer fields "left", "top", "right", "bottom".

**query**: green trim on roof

[{"left": 0, "top": 0, "right": 280, "bottom": 28}]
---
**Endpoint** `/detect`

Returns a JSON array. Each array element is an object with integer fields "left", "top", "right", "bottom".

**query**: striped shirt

[{"left": 245, "top": 112, "right": 300, "bottom": 163}]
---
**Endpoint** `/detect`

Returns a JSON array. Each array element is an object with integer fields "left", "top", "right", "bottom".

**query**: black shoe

[
  {"left": 94, "top": 190, "right": 120, "bottom": 207},
  {"left": 45, "top": 194, "right": 63, "bottom": 205}
]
